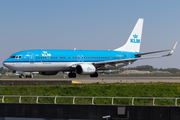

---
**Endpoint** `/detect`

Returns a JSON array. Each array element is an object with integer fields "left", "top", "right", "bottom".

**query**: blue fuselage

[{"left": 3, "top": 49, "right": 140, "bottom": 72}]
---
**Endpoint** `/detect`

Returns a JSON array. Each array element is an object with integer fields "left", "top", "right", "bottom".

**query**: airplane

[{"left": 3, "top": 18, "right": 177, "bottom": 78}]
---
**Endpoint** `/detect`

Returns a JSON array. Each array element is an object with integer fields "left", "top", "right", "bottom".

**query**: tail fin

[{"left": 114, "top": 18, "right": 144, "bottom": 53}]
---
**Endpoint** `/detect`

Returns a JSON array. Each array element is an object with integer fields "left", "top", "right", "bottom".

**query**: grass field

[{"left": 0, "top": 82, "right": 180, "bottom": 105}]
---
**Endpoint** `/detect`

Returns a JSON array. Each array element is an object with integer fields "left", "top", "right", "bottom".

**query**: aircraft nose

[
  {"left": 3, "top": 60, "right": 12, "bottom": 69},
  {"left": 3, "top": 61, "right": 8, "bottom": 68}
]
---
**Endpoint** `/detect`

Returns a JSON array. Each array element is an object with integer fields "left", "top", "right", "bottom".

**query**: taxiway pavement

[
  {"left": 70, "top": 77, "right": 180, "bottom": 83},
  {"left": 1, "top": 77, "right": 180, "bottom": 84}
]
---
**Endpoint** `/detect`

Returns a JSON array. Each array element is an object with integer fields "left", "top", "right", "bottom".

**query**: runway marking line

[{"left": 72, "top": 81, "right": 82, "bottom": 84}]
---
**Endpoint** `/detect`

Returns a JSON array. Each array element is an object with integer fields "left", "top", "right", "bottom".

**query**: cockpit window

[
  {"left": 10, "top": 56, "right": 22, "bottom": 59},
  {"left": 10, "top": 56, "right": 16, "bottom": 58}
]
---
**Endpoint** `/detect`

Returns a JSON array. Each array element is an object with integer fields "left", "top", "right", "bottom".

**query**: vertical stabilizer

[{"left": 114, "top": 18, "right": 144, "bottom": 52}]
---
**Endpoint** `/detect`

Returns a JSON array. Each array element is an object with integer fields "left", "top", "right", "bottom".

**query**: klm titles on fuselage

[
  {"left": 42, "top": 51, "right": 51, "bottom": 57},
  {"left": 130, "top": 34, "right": 140, "bottom": 43}
]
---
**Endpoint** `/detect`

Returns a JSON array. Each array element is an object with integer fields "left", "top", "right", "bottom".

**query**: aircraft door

[
  {"left": 28, "top": 52, "right": 34, "bottom": 63},
  {"left": 77, "top": 55, "right": 84, "bottom": 62},
  {"left": 126, "top": 53, "right": 130, "bottom": 59}
]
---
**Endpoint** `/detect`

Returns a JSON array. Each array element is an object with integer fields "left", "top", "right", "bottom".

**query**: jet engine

[
  {"left": 76, "top": 64, "right": 96, "bottom": 74},
  {"left": 39, "top": 71, "right": 59, "bottom": 75}
]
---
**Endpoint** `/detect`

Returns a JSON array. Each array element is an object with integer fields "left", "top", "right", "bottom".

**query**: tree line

[
  {"left": 120, "top": 65, "right": 180, "bottom": 73},
  {"left": 0, "top": 67, "right": 12, "bottom": 74}
]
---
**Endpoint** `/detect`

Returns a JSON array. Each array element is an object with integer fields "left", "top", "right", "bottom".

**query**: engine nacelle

[
  {"left": 76, "top": 64, "right": 96, "bottom": 75},
  {"left": 39, "top": 71, "right": 58, "bottom": 75}
]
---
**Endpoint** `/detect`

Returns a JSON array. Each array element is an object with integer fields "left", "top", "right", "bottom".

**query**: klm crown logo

[
  {"left": 130, "top": 34, "right": 140, "bottom": 43},
  {"left": 133, "top": 34, "right": 138, "bottom": 38},
  {"left": 87, "top": 67, "right": 91, "bottom": 70}
]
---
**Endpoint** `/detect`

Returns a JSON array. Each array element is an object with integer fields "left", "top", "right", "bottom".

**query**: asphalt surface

[
  {"left": 70, "top": 77, "right": 180, "bottom": 83},
  {"left": 1, "top": 77, "right": 180, "bottom": 83}
]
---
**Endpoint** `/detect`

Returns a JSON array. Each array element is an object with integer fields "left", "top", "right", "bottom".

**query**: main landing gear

[
  {"left": 68, "top": 72, "right": 77, "bottom": 78},
  {"left": 19, "top": 74, "right": 33, "bottom": 78},
  {"left": 90, "top": 72, "right": 98, "bottom": 78},
  {"left": 68, "top": 72, "right": 98, "bottom": 78}
]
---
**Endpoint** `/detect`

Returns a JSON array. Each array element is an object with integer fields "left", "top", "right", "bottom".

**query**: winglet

[{"left": 164, "top": 42, "right": 177, "bottom": 56}]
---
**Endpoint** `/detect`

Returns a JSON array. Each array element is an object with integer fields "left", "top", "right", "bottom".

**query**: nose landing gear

[{"left": 19, "top": 74, "right": 24, "bottom": 78}]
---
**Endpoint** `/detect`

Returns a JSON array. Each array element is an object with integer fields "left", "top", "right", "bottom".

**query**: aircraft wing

[
  {"left": 93, "top": 42, "right": 177, "bottom": 66},
  {"left": 135, "top": 49, "right": 170, "bottom": 56}
]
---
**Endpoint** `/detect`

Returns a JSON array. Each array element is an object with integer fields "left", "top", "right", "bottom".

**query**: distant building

[
  {"left": 5, "top": 72, "right": 13, "bottom": 75},
  {"left": 120, "top": 70, "right": 171, "bottom": 74},
  {"left": 151, "top": 71, "right": 171, "bottom": 74},
  {"left": 5, "top": 72, "right": 19, "bottom": 75},
  {"left": 120, "top": 70, "right": 151, "bottom": 74}
]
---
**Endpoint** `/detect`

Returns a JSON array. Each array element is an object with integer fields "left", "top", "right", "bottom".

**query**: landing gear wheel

[
  {"left": 68, "top": 72, "right": 76, "bottom": 78},
  {"left": 25, "top": 75, "right": 33, "bottom": 78},
  {"left": 90, "top": 72, "right": 98, "bottom": 78},
  {"left": 19, "top": 74, "right": 24, "bottom": 78}
]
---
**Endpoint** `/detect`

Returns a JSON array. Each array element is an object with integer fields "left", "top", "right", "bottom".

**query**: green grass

[{"left": 0, "top": 82, "right": 180, "bottom": 105}]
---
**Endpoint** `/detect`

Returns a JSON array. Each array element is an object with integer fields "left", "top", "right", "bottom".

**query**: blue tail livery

[{"left": 3, "top": 18, "right": 177, "bottom": 78}]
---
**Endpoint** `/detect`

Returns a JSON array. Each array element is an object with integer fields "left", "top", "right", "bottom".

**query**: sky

[{"left": 0, "top": 0, "right": 180, "bottom": 69}]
